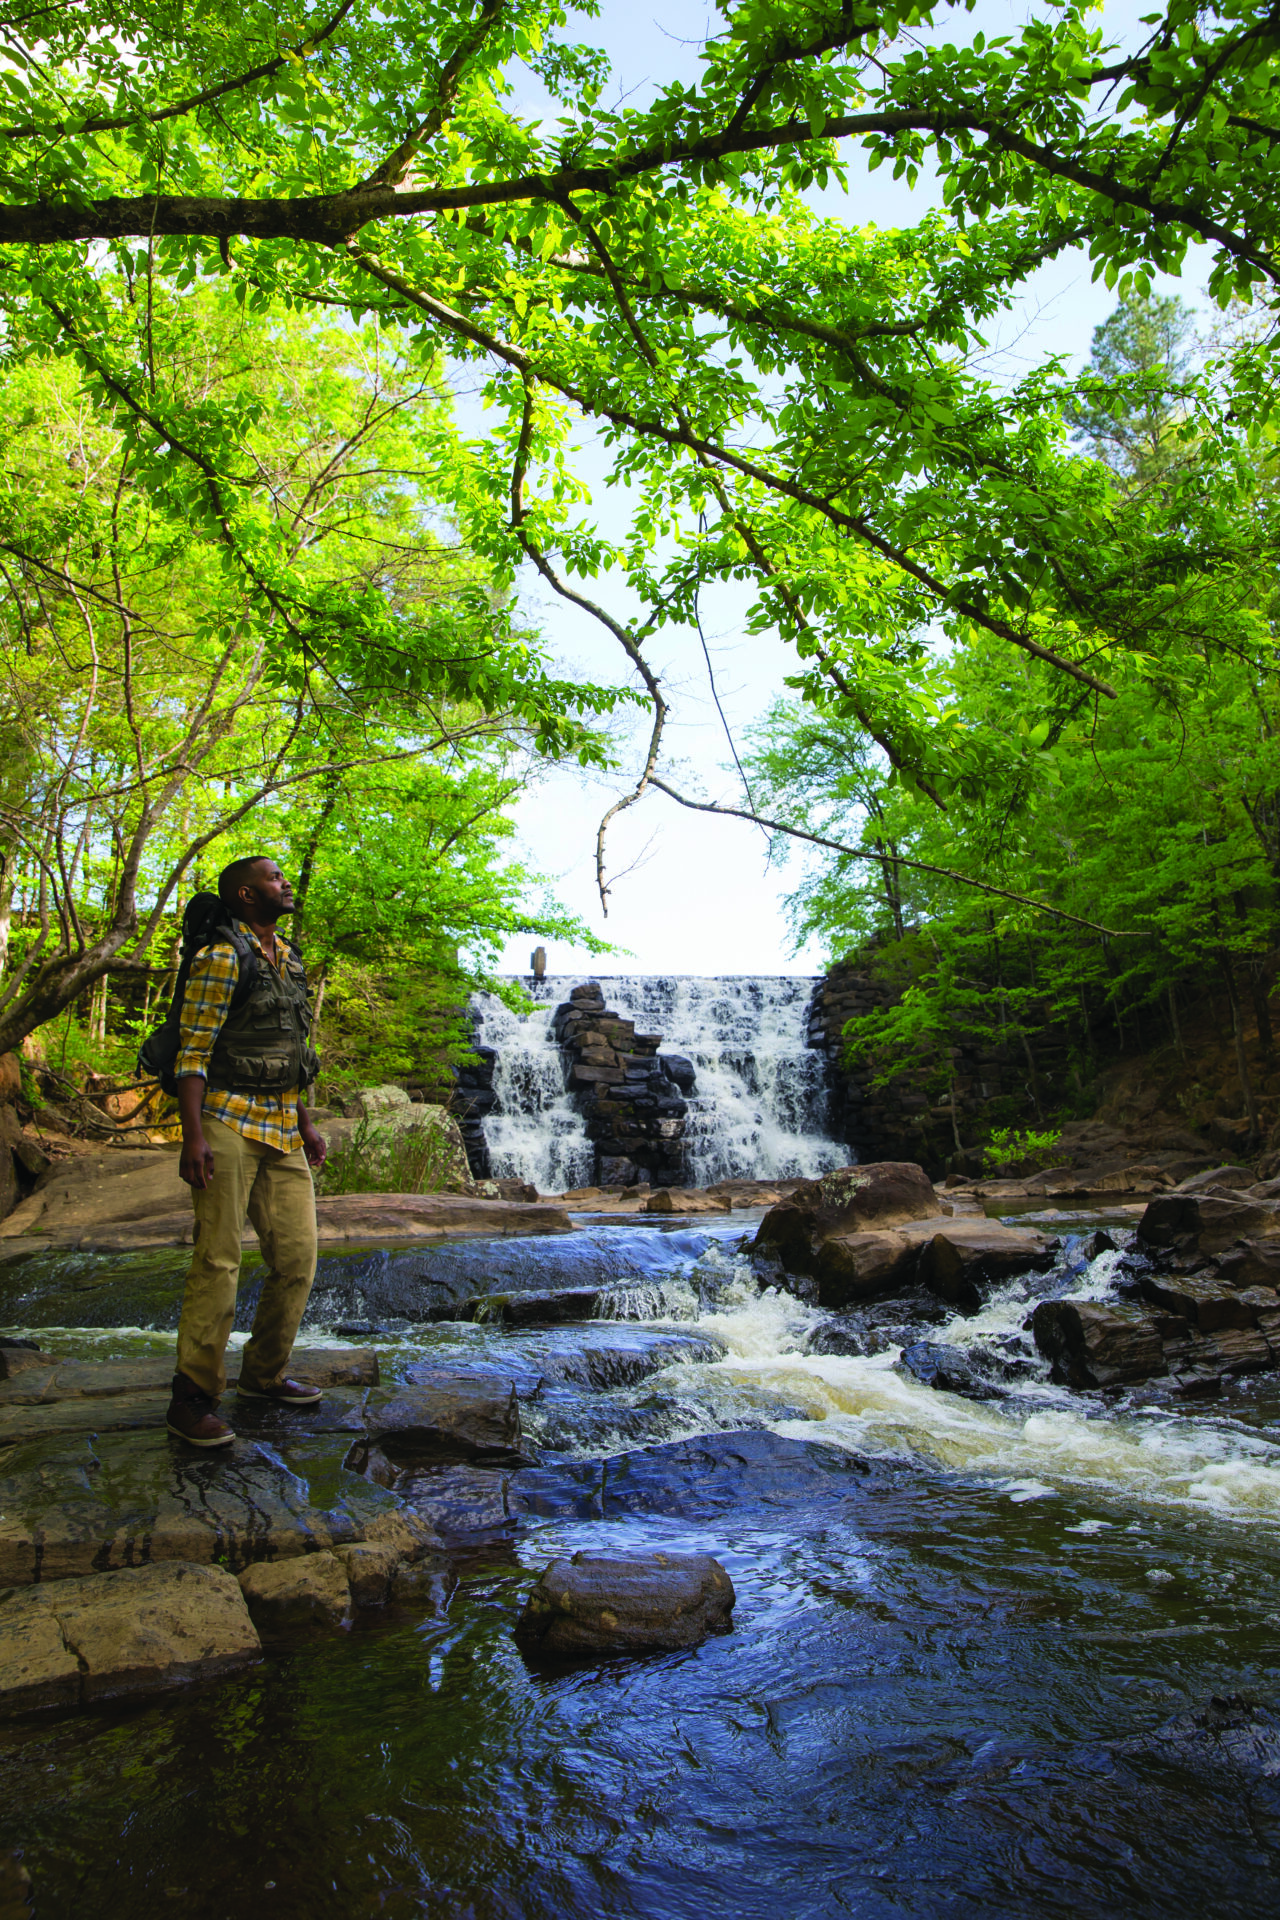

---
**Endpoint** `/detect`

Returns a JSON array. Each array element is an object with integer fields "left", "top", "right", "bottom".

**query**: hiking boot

[
  {"left": 235, "top": 1377, "right": 323, "bottom": 1406},
  {"left": 165, "top": 1373, "right": 235, "bottom": 1448}
]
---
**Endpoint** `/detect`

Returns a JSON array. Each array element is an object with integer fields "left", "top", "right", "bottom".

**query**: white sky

[{"left": 485, "top": 0, "right": 1210, "bottom": 979}]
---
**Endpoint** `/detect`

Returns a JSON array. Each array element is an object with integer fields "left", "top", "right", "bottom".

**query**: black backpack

[{"left": 137, "top": 893, "right": 260, "bottom": 1096}]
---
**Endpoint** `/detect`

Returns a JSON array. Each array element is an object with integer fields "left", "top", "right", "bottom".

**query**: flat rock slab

[
  {"left": 366, "top": 1369, "right": 523, "bottom": 1463},
  {"left": 1139, "top": 1193, "right": 1280, "bottom": 1254},
  {"left": 0, "top": 1428, "right": 402, "bottom": 1586},
  {"left": 0, "top": 1383, "right": 371, "bottom": 1446},
  {"left": 1139, "top": 1273, "right": 1278, "bottom": 1333},
  {"left": 0, "top": 1346, "right": 378, "bottom": 1407},
  {"left": 1032, "top": 1299, "right": 1165, "bottom": 1388},
  {"left": 6, "top": 1192, "right": 574, "bottom": 1252},
  {"left": 515, "top": 1550, "right": 735, "bottom": 1657},
  {"left": 0, "top": 1561, "right": 261, "bottom": 1716}
]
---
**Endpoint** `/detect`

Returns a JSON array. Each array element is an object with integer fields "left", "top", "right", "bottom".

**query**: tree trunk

[
  {"left": 1250, "top": 960, "right": 1274, "bottom": 1060},
  {"left": 1219, "top": 952, "right": 1261, "bottom": 1145},
  {"left": 1167, "top": 983, "right": 1186, "bottom": 1064}
]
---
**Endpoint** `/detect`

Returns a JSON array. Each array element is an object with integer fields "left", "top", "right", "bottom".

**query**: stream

[{"left": 3, "top": 1208, "right": 1280, "bottom": 1917}]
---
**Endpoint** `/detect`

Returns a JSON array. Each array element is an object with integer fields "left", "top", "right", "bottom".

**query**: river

[{"left": 2, "top": 1208, "right": 1279, "bottom": 1917}]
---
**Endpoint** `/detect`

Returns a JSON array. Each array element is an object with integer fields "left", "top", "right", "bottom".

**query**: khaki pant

[{"left": 175, "top": 1115, "right": 317, "bottom": 1399}]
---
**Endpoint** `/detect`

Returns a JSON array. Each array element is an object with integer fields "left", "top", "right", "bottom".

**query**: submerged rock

[
  {"left": 515, "top": 1550, "right": 735, "bottom": 1657},
  {"left": 0, "top": 1561, "right": 261, "bottom": 1716}
]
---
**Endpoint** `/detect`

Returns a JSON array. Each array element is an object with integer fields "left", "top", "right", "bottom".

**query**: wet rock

[
  {"left": 0, "top": 1428, "right": 399, "bottom": 1586},
  {"left": 1110, "top": 1694, "right": 1280, "bottom": 1779},
  {"left": 508, "top": 1429, "right": 872, "bottom": 1525},
  {"left": 334, "top": 1541, "right": 400, "bottom": 1605},
  {"left": 658, "top": 1054, "right": 696, "bottom": 1093},
  {"left": 1031, "top": 1299, "right": 1166, "bottom": 1387},
  {"left": 918, "top": 1223, "right": 1056, "bottom": 1310},
  {"left": 368, "top": 1367, "right": 522, "bottom": 1463},
  {"left": 515, "top": 1550, "right": 735, "bottom": 1657},
  {"left": 1083, "top": 1230, "right": 1119, "bottom": 1259},
  {"left": 899, "top": 1342, "right": 1006, "bottom": 1399},
  {"left": 0, "top": 1562, "right": 261, "bottom": 1715},
  {"left": 398, "top": 1463, "right": 511, "bottom": 1538},
  {"left": 804, "top": 1312, "right": 873, "bottom": 1357},
  {"left": 463, "top": 1286, "right": 603, "bottom": 1325},
  {"left": 238, "top": 1551, "right": 352, "bottom": 1637},
  {"left": 755, "top": 1162, "right": 939, "bottom": 1276},
  {"left": 1213, "top": 1239, "right": 1280, "bottom": 1290},
  {"left": 1139, "top": 1272, "right": 1278, "bottom": 1332},
  {"left": 1138, "top": 1192, "right": 1280, "bottom": 1255},
  {"left": 531, "top": 1327, "right": 724, "bottom": 1390},
  {"left": 0, "top": 1346, "right": 376, "bottom": 1410}
]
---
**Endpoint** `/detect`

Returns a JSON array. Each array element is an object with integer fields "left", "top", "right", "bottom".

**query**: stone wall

[
  {"left": 808, "top": 956, "right": 1076, "bottom": 1178},
  {"left": 551, "top": 982, "right": 690, "bottom": 1186}
]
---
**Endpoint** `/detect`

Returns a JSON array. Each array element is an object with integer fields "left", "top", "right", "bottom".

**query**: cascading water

[{"left": 471, "top": 975, "right": 849, "bottom": 1187}]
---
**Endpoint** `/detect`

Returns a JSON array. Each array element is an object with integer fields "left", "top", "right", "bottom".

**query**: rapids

[{"left": 3, "top": 1208, "right": 1280, "bottom": 1916}]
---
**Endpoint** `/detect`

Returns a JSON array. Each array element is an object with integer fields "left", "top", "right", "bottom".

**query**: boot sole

[
  {"left": 235, "top": 1386, "right": 323, "bottom": 1405},
  {"left": 165, "top": 1418, "right": 235, "bottom": 1448}
]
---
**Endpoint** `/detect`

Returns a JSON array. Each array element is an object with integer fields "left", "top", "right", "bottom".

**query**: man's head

[{"left": 217, "top": 856, "right": 295, "bottom": 926}]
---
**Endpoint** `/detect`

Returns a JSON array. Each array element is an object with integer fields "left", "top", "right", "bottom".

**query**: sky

[{"left": 484, "top": 0, "right": 1208, "bottom": 982}]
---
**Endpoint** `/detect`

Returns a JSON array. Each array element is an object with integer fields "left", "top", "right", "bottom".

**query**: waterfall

[{"left": 471, "top": 976, "right": 849, "bottom": 1188}]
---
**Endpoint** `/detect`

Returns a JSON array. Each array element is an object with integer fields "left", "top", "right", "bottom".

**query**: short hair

[{"left": 217, "top": 855, "right": 274, "bottom": 913}]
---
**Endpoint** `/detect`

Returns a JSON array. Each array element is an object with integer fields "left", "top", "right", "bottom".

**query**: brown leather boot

[
  {"left": 235, "top": 1377, "right": 323, "bottom": 1406},
  {"left": 165, "top": 1372, "right": 235, "bottom": 1448}
]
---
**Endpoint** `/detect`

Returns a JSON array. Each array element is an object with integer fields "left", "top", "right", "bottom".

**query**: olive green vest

[{"left": 205, "top": 936, "right": 319, "bottom": 1093}]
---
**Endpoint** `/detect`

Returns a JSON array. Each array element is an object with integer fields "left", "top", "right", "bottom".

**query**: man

[{"left": 165, "top": 855, "right": 329, "bottom": 1448}]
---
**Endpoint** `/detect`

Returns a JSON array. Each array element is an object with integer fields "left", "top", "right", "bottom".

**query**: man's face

[{"left": 240, "top": 861, "right": 294, "bottom": 924}]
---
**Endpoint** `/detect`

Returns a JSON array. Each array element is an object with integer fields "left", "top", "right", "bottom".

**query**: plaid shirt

[{"left": 175, "top": 922, "right": 303, "bottom": 1153}]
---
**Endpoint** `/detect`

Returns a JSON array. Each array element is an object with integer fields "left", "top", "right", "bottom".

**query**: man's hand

[
  {"left": 179, "top": 1131, "right": 216, "bottom": 1189},
  {"left": 176, "top": 1076, "right": 215, "bottom": 1189},
  {"left": 299, "top": 1114, "right": 327, "bottom": 1170}
]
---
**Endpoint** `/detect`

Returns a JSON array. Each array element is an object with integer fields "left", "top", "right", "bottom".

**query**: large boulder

[
  {"left": 514, "top": 1550, "right": 735, "bottom": 1657},
  {"left": 324, "top": 1093, "right": 473, "bottom": 1193},
  {"left": 0, "top": 1149, "right": 184, "bottom": 1239},
  {"left": 756, "top": 1165, "right": 1054, "bottom": 1309},
  {"left": 1031, "top": 1300, "right": 1166, "bottom": 1387},
  {"left": 756, "top": 1163, "right": 940, "bottom": 1276},
  {"left": 1137, "top": 1192, "right": 1280, "bottom": 1255},
  {"left": 0, "top": 1561, "right": 261, "bottom": 1716}
]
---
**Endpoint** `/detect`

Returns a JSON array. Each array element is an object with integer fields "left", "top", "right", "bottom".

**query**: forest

[{"left": 0, "top": 0, "right": 1278, "bottom": 1145}]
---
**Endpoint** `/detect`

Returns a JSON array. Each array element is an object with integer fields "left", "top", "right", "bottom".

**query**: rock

[
  {"left": 1110, "top": 1695, "right": 1280, "bottom": 1779},
  {"left": 514, "top": 1549, "right": 735, "bottom": 1657},
  {"left": 918, "top": 1223, "right": 1055, "bottom": 1310},
  {"left": 1138, "top": 1272, "right": 1277, "bottom": 1332},
  {"left": 1137, "top": 1192, "right": 1280, "bottom": 1255},
  {"left": 0, "top": 1429, "right": 398, "bottom": 1586},
  {"left": 644, "top": 1188, "right": 731, "bottom": 1214},
  {"left": 899, "top": 1341, "right": 1006, "bottom": 1399},
  {"left": 1031, "top": 1299, "right": 1166, "bottom": 1387},
  {"left": 323, "top": 1099, "right": 473, "bottom": 1192},
  {"left": 463, "top": 1285, "right": 603, "bottom": 1326},
  {"left": 755, "top": 1162, "right": 940, "bottom": 1276},
  {"left": 1083, "top": 1230, "right": 1118, "bottom": 1259},
  {"left": 1213, "top": 1239, "right": 1280, "bottom": 1289},
  {"left": 658, "top": 1054, "right": 697, "bottom": 1093},
  {"left": 1174, "top": 1165, "right": 1257, "bottom": 1194},
  {"left": 238, "top": 1551, "right": 353, "bottom": 1637},
  {"left": 366, "top": 1366, "right": 522, "bottom": 1462},
  {"left": 1162, "top": 1325, "right": 1273, "bottom": 1381},
  {"left": 0, "top": 1344, "right": 58, "bottom": 1383},
  {"left": 492, "top": 1178, "right": 539, "bottom": 1202},
  {"left": 334, "top": 1541, "right": 400, "bottom": 1606},
  {"left": 0, "top": 1151, "right": 185, "bottom": 1239},
  {"left": 599, "top": 1156, "right": 639, "bottom": 1187},
  {"left": 393, "top": 1463, "right": 512, "bottom": 1539},
  {"left": 0, "top": 1562, "right": 260, "bottom": 1715},
  {"left": 0, "top": 1345, "right": 376, "bottom": 1410}
]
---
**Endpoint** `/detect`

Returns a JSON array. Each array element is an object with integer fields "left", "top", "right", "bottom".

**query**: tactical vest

[{"left": 205, "top": 937, "right": 319, "bottom": 1093}]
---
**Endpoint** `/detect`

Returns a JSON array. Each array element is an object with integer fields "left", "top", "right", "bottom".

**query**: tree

[
  {"left": 1068, "top": 291, "right": 1200, "bottom": 483},
  {"left": 3, "top": 0, "right": 1280, "bottom": 924},
  {"left": 0, "top": 281, "right": 616, "bottom": 1054}
]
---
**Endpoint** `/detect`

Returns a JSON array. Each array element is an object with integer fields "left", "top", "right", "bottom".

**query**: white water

[
  {"left": 604, "top": 1238, "right": 1280, "bottom": 1527},
  {"left": 472, "top": 975, "right": 848, "bottom": 1187}
]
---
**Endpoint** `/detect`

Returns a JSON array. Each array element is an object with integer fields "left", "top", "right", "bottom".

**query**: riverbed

[{"left": 2, "top": 1212, "right": 1279, "bottom": 1917}]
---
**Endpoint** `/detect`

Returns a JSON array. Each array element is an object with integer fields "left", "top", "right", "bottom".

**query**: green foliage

[
  {"left": 316, "top": 1113, "right": 463, "bottom": 1197},
  {"left": 982, "top": 1128, "right": 1064, "bottom": 1176}
]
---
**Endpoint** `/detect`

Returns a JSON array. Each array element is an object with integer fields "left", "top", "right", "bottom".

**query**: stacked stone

[
  {"left": 452, "top": 1041, "right": 497, "bottom": 1179},
  {"left": 551, "top": 982, "right": 689, "bottom": 1186}
]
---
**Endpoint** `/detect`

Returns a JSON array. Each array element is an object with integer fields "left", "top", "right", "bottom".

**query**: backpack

[{"left": 137, "top": 893, "right": 260, "bottom": 1096}]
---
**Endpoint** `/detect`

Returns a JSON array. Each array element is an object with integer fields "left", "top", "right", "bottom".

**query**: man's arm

[
  {"left": 297, "top": 1096, "right": 327, "bottom": 1170},
  {"left": 174, "top": 946, "right": 239, "bottom": 1190}
]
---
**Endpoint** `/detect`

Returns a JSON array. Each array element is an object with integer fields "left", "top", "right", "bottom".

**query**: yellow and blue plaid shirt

[{"left": 175, "top": 922, "right": 303, "bottom": 1153}]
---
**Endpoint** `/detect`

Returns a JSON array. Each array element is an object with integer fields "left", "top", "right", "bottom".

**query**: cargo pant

[{"left": 175, "top": 1115, "right": 317, "bottom": 1399}]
